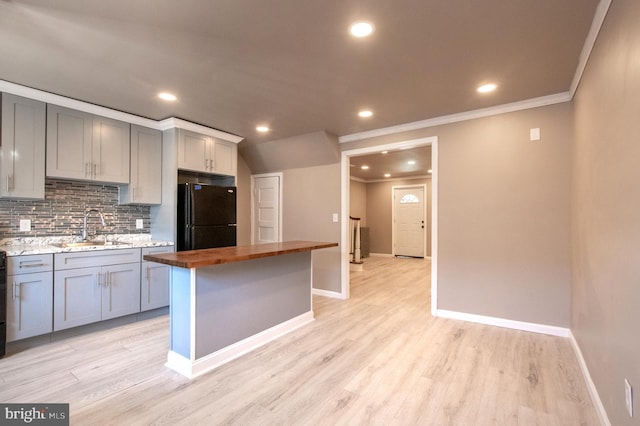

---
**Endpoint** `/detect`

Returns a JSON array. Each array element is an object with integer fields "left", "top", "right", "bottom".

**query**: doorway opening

[{"left": 340, "top": 136, "right": 438, "bottom": 314}]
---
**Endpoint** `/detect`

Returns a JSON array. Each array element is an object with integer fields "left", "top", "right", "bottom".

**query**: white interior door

[
  {"left": 252, "top": 174, "right": 282, "bottom": 244},
  {"left": 393, "top": 186, "right": 425, "bottom": 257}
]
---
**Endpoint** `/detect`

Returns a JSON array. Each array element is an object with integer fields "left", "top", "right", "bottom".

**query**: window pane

[{"left": 400, "top": 194, "right": 419, "bottom": 203}]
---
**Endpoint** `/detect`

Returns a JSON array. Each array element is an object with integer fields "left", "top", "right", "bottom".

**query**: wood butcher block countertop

[{"left": 143, "top": 240, "right": 338, "bottom": 269}]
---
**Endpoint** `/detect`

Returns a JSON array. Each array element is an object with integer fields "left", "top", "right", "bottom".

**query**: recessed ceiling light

[
  {"left": 350, "top": 22, "right": 374, "bottom": 37},
  {"left": 408, "top": 160, "right": 416, "bottom": 165},
  {"left": 381, "top": 151, "right": 388, "bottom": 154},
  {"left": 358, "top": 110, "right": 373, "bottom": 118},
  {"left": 361, "top": 165, "right": 369, "bottom": 170},
  {"left": 256, "top": 125, "right": 270, "bottom": 133},
  {"left": 477, "top": 83, "right": 497, "bottom": 93},
  {"left": 428, "top": 169, "right": 433, "bottom": 174},
  {"left": 158, "top": 92, "right": 177, "bottom": 101},
  {"left": 384, "top": 173, "right": 391, "bottom": 178}
]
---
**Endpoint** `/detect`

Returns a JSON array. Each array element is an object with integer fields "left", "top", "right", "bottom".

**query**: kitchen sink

[{"left": 52, "top": 240, "right": 131, "bottom": 248}]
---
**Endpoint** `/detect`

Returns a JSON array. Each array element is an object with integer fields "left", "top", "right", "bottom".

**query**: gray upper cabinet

[
  {"left": 177, "top": 129, "right": 237, "bottom": 176},
  {"left": 119, "top": 125, "right": 162, "bottom": 205},
  {"left": 46, "top": 104, "right": 130, "bottom": 184},
  {"left": 213, "top": 138, "right": 237, "bottom": 176},
  {"left": 0, "top": 93, "right": 46, "bottom": 199}
]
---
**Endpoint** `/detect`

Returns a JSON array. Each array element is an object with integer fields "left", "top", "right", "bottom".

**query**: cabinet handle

[
  {"left": 19, "top": 261, "right": 46, "bottom": 268},
  {"left": 145, "top": 266, "right": 150, "bottom": 282},
  {"left": 13, "top": 281, "right": 19, "bottom": 300},
  {"left": 107, "top": 272, "right": 111, "bottom": 287},
  {"left": 96, "top": 273, "right": 102, "bottom": 287},
  {"left": 93, "top": 163, "right": 97, "bottom": 179},
  {"left": 85, "top": 162, "right": 90, "bottom": 178},
  {"left": 5, "top": 175, "right": 11, "bottom": 192}
]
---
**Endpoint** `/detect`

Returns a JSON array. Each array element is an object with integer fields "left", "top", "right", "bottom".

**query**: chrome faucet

[{"left": 82, "top": 209, "right": 106, "bottom": 240}]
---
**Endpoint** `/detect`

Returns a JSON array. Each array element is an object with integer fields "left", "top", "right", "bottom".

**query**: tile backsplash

[{"left": 0, "top": 178, "right": 150, "bottom": 239}]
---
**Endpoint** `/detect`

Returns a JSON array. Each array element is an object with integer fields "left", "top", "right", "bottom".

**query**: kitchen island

[{"left": 143, "top": 240, "right": 338, "bottom": 378}]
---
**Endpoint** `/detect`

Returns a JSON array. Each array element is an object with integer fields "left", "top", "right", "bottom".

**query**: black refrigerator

[{"left": 177, "top": 183, "right": 237, "bottom": 251}]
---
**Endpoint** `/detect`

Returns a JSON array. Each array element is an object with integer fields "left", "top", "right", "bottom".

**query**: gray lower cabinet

[
  {"left": 53, "top": 249, "right": 141, "bottom": 331},
  {"left": 6, "top": 254, "right": 54, "bottom": 342},
  {"left": 140, "top": 246, "right": 173, "bottom": 311}
]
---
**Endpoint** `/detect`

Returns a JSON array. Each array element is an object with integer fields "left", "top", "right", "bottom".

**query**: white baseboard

[
  {"left": 165, "top": 311, "right": 315, "bottom": 379},
  {"left": 569, "top": 331, "right": 611, "bottom": 426},
  {"left": 435, "top": 309, "right": 570, "bottom": 337},
  {"left": 312, "top": 288, "right": 346, "bottom": 299},
  {"left": 369, "top": 253, "right": 394, "bottom": 257}
]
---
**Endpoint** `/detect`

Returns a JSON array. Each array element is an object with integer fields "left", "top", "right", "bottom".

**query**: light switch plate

[
  {"left": 332, "top": 213, "right": 339, "bottom": 223},
  {"left": 19, "top": 219, "right": 31, "bottom": 232},
  {"left": 530, "top": 128, "right": 541, "bottom": 141},
  {"left": 136, "top": 219, "right": 144, "bottom": 229}
]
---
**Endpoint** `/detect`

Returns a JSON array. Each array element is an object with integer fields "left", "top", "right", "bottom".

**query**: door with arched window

[{"left": 393, "top": 186, "right": 425, "bottom": 257}]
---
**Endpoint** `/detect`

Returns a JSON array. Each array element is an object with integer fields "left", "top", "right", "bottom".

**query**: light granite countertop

[{"left": 0, "top": 234, "right": 174, "bottom": 257}]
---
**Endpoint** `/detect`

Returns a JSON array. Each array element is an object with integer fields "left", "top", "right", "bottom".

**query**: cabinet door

[
  {"left": 46, "top": 104, "right": 93, "bottom": 180},
  {"left": 140, "top": 261, "right": 171, "bottom": 311},
  {"left": 53, "top": 266, "right": 102, "bottom": 331},
  {"left": 212, "top": 139, "right": 237, "bottom": 176},
  {"left": 120, "top": 125, "right": 162, "bottom": 205},
  {"left": 0, "top": 94, "right": 46, "bottom": 199},
  {"left": 101, "top": 262, "right": 141, "bottom": 320},
  {"left": 7, "top": 271, "right": 53, "bottom": 341},
  {"left": 92, "top": 115, "right": 130, "bottom": 183},
  {"left": 178, "top": 129, "right": 210, "bottom": 173},
  {"left": 140, "top": 247, "right": 172, "bottom": 311}
]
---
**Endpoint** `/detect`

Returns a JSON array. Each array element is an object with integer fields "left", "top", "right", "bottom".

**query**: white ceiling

[{"left": 0, "top": 0, "right": 600, "bottom": 154}]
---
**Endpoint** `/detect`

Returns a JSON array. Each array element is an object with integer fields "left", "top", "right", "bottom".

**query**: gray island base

[{"left": 143, "top": 241, "right": 338, "bottom": 378}]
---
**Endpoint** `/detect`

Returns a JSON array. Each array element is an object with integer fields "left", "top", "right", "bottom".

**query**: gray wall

[
  {"left": 282, "top": 163, "right": 341, "bottom": 293},
  {"left": 358, "top": 177, "right": 432, "bottom": 256},
  {"left": 571, "top": 1, "right": 640, "bottom": 424},
  {"left": 240, "top": 132, "right": 342, "bottom": 293},
  {"left": 341, "top": 101, "right": 573, "bottom": 327},
  {"left": 349, "top": 180, "right": 367, "bottom": 227}
]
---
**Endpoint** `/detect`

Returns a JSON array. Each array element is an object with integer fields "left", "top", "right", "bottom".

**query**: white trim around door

[
  {"left": 341, "top": 136, "right": 438, "bottom": 316},
  {"left": 250, "top": 172, "right": 283, "bottom": 244}
]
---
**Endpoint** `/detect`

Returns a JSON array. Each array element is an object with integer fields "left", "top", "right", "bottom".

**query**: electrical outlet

[
  {"left": 625, "top": 379, "right": 633, "bottom": 417},
  {"left": 136, "top": 219, "right": 144, "bottom": 229},
  {"left": 19, "top": 219, "right": 31, "bottom": 232}
]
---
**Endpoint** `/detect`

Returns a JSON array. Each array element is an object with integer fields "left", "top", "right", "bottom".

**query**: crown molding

[
  {"left": 0, "top": 79, "right": 243, "bottom": 143},
  {"left": 157, "top": 118, "right": 243, "bottom": 143},
  {"left": 339, "top": 92, "right": 572, "bottom": 143},
  {"left": 569, "top": 0, "right": 612, "bottom": 97}
]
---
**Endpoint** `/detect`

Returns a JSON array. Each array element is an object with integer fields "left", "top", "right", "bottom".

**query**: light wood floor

[{"left": 0, "top": 256, "right": 599, "bottom": 425}]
